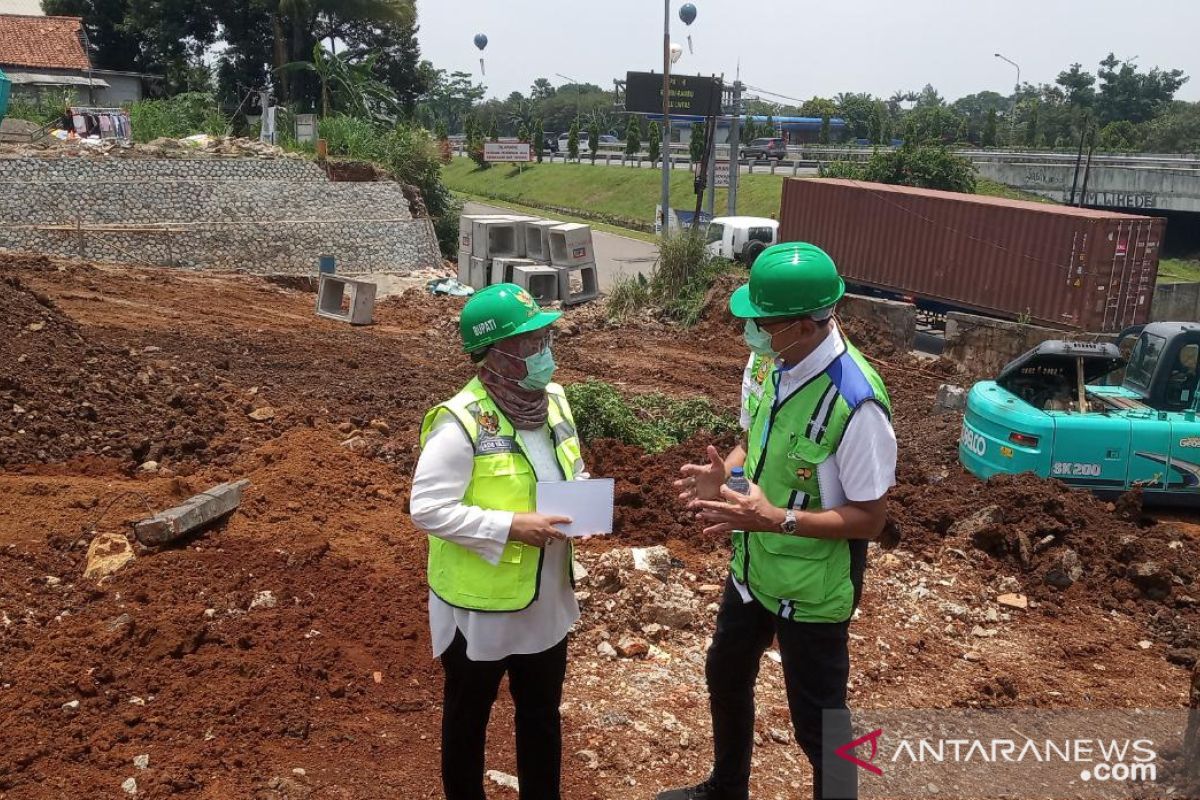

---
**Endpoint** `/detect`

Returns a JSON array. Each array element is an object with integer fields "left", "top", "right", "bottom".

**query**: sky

[{"left": 417, "top": 0, "right": 1200, "bottom": 105}]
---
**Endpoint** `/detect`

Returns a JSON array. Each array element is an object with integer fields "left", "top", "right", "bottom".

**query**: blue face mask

[{"left": 518, "top": 346, "right": 557, "bottom": 390}]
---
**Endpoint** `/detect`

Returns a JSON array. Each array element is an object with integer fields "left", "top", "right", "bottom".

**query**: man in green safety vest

[
  {"left": 410, "top": 283, "right": 585, "bottom": 800},
  {"left": 659, "top": 243, "right": 897, "bottom": 800}
]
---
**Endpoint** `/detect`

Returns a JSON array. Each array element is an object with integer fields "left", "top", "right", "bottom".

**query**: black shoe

[{"left": 656, "top": 778, "right": 743, "bottom": 800}]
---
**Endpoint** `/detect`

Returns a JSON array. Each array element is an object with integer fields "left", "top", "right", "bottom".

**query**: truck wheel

[{"left": 744, "top": 241, "right": 767, "bottom": 267}]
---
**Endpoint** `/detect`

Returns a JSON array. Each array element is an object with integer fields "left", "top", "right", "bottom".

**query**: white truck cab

[{"left": 705, "top": 216, "right": 779, "bottom": 263}]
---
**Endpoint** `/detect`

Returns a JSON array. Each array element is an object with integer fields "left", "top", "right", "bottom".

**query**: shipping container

[{"left": 778, "top": 178, "right": 1167, "bottom": 332}]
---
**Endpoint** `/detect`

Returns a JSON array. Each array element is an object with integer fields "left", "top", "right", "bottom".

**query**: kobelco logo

[{"left": 960, "top": 424, "right": 986, "bottom": 457}]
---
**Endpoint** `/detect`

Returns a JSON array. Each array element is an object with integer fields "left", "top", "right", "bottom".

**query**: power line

[{"left": 742, "top": 84, "right": 809, "bottom": 106}]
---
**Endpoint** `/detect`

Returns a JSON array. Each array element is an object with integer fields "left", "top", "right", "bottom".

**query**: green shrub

[
  {"left": 565, "top": 380, "right": 737, "bottom": 454},
  {"left": 5, "top": 89, "right": 73, "bottom": 126},
  {"left": 606, "top": 272, "right": 653, "bottom": 321},
  {"left": 819, "top": 160, "right": 866, "bottom": 179},
  {"left": 317, "top": 113, "right": 458, "bottom": 255},
  {"left": 605, "top": 230, "right": 737, "bottom": 327},
  {"left": 128, "top": 92, "right": 228, "bottom": 142},
  {"left": 861, "top": 144, "right": 976, "bottom": 193}
]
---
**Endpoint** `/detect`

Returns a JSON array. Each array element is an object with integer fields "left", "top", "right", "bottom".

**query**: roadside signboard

[
  {"left": 625, "top": 71, "right": 721, "bottom": 117},
  {"left": 484, "top": 142, "right": 532, "bottom": 162},
  {"left": 694, "top": 160, "right": 730, "bottom": 188}
]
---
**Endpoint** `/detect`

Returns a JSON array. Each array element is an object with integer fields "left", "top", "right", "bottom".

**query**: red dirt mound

[{"left": 0, "top": 271, "right": 230, "bottom": 471}]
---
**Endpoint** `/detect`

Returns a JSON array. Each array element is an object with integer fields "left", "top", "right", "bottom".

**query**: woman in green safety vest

[
  {"left": 659, "top": 243, "right": 898, "bottom": 800},
  {"left": 410, "top": 283, "right": 585, "bottom": 800}
]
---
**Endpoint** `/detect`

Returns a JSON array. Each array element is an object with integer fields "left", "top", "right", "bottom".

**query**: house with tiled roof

[{"left": 0, "top": 13, "right": 153, "bottom": 105}]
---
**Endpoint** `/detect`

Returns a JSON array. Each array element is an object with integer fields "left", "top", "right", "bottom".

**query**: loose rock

[{"left": 84, "top": 532, "right": 136, "bottom": 580}]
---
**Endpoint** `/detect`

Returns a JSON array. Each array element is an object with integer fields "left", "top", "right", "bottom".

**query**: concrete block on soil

[
  {"left": 316, "top": 274, "right": 377, "bottom": 325},
  {"left": 934, "top": 383, "right": 967, "bottom": 414},
  {"left": 134, "top": 479, "right": 250, "bottom": 546}
]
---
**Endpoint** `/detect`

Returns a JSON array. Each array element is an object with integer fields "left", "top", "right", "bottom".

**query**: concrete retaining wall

[
  {"left": 1152, "top": 282, "right": 1200, "bottom": 322},
  {"left": 0, "top": 155, "right": 327, "bottom": 182},
  {"left": 944, "top": 312, "right": 1107, "bottom": 376},
  {"left": 839, "top": 293, "right": 917, "bottom": 352},
  {"left": 0, "top": 155, "right": 442, "bottom": 274}
]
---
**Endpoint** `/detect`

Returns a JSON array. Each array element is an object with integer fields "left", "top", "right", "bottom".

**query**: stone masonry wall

[{"left": 0, "top": 156, "right": 442, "bottom": 274}]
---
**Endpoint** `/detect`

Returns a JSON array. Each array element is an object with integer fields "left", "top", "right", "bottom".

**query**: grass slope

[{"left": 442, "top": 159, "right": 1054, "bottom": 228}]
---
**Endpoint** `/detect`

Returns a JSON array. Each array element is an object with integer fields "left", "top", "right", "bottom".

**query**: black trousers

[
  {"left": 440, "top": 632, "right": 568, "bottom": 800},
  {"left": 706, "top": 579, "right": 857, "bottom": 800}
]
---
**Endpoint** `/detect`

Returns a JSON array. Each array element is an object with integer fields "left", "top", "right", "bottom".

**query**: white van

[
  {"left": 557, "top": 132, "right": 590, "bottom": 154},
  {"left": 705, "top": 216, "right": 779, "bottom": 263}
]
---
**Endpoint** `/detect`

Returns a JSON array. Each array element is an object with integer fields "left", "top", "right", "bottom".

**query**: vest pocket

[
  {"left": 786, "top": 435, "right": 833, "bottom": 465},
  {"left": 749, "top": 532, "right": 836, "bottom": 604}
]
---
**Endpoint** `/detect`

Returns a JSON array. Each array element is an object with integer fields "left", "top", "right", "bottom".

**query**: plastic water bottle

[{"left": 726, "top": 466, "right": 751, "bottom": 495}]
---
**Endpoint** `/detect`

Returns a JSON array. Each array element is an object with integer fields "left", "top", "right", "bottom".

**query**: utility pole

[
  {"left": 705, "top": 75, "right": 723, "bottom": 217},
  {"left": 727, "top": 80, "right": 743, "bottom": 216},
  {"left": 660, "top": 0, "right": 672, "bottom": 236}
]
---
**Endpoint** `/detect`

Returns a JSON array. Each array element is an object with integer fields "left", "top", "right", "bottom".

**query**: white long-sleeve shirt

[{"left": 410, "top": 417, "right": 581, "bottom": 661}]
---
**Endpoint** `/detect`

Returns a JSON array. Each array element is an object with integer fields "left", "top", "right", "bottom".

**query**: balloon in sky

[
  {"left": 679, "top": 3, "right": 696, "bottom": 25},
  {"left": 473, "top": 34, "right": 488, "bottom": 75}
]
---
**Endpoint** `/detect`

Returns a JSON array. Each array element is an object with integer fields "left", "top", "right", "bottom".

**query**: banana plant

[{"left": 278, "top": 43, "right": 400, "bottom": 123}]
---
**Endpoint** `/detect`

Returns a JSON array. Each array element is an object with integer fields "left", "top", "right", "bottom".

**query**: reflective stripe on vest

[
  {"left": 419, "top": 378, "right": 581, "bottom": 612},
  {"left": 733, "top": 343, "right": 891, "bottom": 622}
]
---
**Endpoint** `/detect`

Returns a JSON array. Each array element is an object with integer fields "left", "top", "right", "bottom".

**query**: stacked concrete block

[
  {"left": 547, "top": 223, "right": 599, "bottom": 306},
  {"left": 523, "top": 220, "right": 563, "bottom": 262},
  {"left": 492, "top": 257, "right": 539, "bottom": 286},
  {"left": 557, "top": 263, "right": 600, "bottom": 307},
  {"left": 452, "top": 216, "right": 599, "bottom": 305},
  {"left": 512, "top": 265, "right": 560, "bottom": 305},
  {"left": 548, "top": 223, "right": 595, "bottom": 267}
]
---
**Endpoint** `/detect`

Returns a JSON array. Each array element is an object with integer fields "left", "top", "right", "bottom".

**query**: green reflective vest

[
  {"left": 732, "top": 342, "right": 891, "bottom": 622},
  {"left": 419, "top": 378, "right": 583, "bottom": 612}
]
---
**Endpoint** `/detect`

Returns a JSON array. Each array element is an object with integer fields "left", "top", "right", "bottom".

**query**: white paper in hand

[{"left": 536, "top": 479, "right": 615, "bottom": 537}]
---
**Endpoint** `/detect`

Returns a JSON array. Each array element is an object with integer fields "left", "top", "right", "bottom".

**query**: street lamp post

[
  {"left": 994, "top": 52, "right": 1021, "bottom": 147},
  {"left": 661, "top": 0, "right": 671, "bottom": 235}
]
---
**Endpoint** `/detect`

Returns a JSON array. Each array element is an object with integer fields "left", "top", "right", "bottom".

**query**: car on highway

[
  {"left": 555, "top": 132, "right": 621, "bottom": 155},
  {"left": 741, "top": 137, "right": 787, "bottom": 161},
  {"left": 542, "top": 131, "right": 559, "bottom": 152}
]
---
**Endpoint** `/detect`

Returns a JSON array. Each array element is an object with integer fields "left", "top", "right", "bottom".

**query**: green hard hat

[
  {"left": 729, "top": 242, "right": 845, "bottom": 319},
  {"left": 459, "top": 283, "right": 561, "bottom": 353}
]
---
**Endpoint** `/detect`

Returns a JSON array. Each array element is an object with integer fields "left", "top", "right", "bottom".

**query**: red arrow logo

[{"left": 835, "top": 728, "right": 884, "bottom": 776}]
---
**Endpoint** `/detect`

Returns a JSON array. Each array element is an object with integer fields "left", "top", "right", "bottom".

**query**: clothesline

[{"left": 67, "top": 107, "right": 132, "bottom": 144}]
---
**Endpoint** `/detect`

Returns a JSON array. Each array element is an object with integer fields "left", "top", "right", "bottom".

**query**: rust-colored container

[{"left": 779, "top": 178, "right": 1167, "bottom": 332}]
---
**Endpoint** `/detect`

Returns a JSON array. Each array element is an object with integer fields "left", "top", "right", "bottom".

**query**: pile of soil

[
  {"left": 0, "top": 429, "right": 442, "bottom": 798},
  {"left": 0, "top": 259, "right": 230, "bottom": 471}
]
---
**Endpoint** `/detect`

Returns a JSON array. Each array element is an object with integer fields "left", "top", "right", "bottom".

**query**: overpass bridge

[{"left": 969, "top": 152, "right": 1200, "bottom": 214}]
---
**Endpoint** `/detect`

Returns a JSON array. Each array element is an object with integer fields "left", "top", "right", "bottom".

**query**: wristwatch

[{"left": 781, "top": 509, "right": 797, "bottom": 535}]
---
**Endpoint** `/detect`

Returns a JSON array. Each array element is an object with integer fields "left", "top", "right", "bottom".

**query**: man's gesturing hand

[
  {"left": 688, "top": 482, "right": 786, "bottom": 536},
  {"left": 509, "top": 513, "right": 571, "bottom": 547},
  {"left": 675, "top": 445, "right": 728, "bottom": 503}
]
